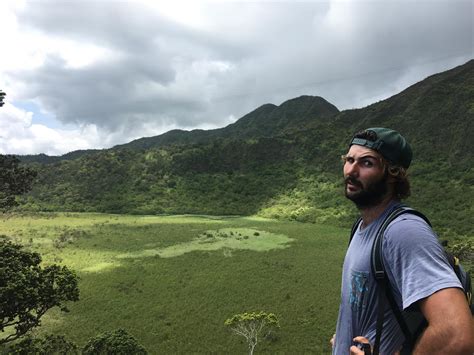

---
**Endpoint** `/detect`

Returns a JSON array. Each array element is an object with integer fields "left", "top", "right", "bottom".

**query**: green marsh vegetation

[{"left": 0, "top": 213, "right": 347, "bottom": 353}]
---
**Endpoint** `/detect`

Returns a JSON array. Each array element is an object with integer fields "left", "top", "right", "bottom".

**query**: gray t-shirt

[{"left": 332, "top": 202, "right": 462, "bottom": 355}]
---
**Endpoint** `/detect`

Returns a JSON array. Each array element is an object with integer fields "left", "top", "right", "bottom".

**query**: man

[{"left": 331, "top": 128, "right": 473, "bottom": 354}]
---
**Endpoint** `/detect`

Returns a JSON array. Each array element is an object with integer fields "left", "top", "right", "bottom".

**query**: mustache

[{"left": 344, "top": 176, "right": 363, "bottom": 187}]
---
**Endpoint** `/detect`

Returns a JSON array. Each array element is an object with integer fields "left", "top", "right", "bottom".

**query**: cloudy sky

[{"left": 0, "top": 0, "right": 472, "bottom": 156}]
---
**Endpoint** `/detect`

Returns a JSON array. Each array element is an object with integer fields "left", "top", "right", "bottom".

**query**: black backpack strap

[
  {"left": 373, "top": 274, "right": 388, "bottom": 355},
  {"left": 371, "top": 206, "right": 431, "bottom": 355},
  {"left": 349, "top": 217, "right": 363, "bottom": 245}
]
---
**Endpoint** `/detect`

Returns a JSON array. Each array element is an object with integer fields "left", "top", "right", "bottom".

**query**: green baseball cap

[{"left": 349, "top": 127, "right": 412, "bottom": 168}]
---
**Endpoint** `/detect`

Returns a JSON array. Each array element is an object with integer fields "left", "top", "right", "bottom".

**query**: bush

[
  {"left": 82, "top": 328, "right": 147, "bottom": 355},
  {"left": 5, "top": 334, "right": 78, "bottom": 354}
]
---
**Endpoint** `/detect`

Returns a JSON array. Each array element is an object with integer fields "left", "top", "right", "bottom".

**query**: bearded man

[{"left": 331, "top": 128, "right": 473, "bottom": 355}]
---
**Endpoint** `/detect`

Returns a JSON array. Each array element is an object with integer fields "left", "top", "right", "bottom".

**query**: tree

[
  {"left": 0, "top": 90, "right": 5, "bottom": 107},
  {"left": 0, "top": 155, "right": 37, "bottom": 210},
  {"left": 0, "top": 238, "right": 80, "bottom": 344},
  {"left": 82, "top": 328, "right": 148, "bottom": 355},
  {"left": 225, "top": 311, "right": 280, "bottom": 355},
  {"left": 4, "top": 334, "right": 79, "bottom": 354}
]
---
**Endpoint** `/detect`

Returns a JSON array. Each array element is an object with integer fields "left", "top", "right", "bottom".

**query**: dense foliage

[
  {"left": 2, "top": 329, "right": 149, "bottom": 355},
  {"left": 0, "top": 155, "right": 36, "bottom": 211},
  {"left": 4, "top": 334, "right": 79, "bottom": 354},
  {"left": 82, "top": 328, "right": 147, "bottom": 355},
  {"left": 0, "top": 238, "right": 79, "bottom": 344}
]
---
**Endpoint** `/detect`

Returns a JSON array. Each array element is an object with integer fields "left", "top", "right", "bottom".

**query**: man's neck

[{"left": 358, "top": 196, "right": 398, "bottom": 228}]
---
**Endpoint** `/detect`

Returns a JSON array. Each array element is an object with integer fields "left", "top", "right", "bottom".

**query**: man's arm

[{"left": 414, "top": 287, "right": 473, "bottom": 354}]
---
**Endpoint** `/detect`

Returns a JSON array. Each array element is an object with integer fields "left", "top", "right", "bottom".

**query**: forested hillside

[{"left": 19, "top": 60, "right": 474, "bottom": 238}]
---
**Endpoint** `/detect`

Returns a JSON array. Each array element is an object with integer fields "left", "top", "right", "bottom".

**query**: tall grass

[{"left": 1, "top": 213, "right": 347, "bottom": 354}]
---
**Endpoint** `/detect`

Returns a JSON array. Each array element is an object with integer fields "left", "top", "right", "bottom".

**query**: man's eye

[
  {"left": 345, "top": 157, "right": 354, "bottom": 164},
  {"left": 361, "top": 160, "right": 373, "bottom": 167}
]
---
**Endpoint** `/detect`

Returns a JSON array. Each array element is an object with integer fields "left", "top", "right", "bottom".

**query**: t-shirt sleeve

[{"left": 382, "top": 215, "right": 462, "bottom": 310}]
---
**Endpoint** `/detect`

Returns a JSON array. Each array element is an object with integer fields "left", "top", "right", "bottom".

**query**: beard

[{"left": 344, "top": 171, "right": 389, "bottom": 208}]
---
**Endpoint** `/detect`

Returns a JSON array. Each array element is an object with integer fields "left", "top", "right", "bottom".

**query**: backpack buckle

[{"left": 375, "top": 270, "right": 385, "bottom": 280}]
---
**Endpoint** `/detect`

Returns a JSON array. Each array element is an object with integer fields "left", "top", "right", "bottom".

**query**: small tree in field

[
  {"left": 0, "top": 238, "right": 79, "bottom": 344},
  {"left": 225, "top": 311, "right": 279, "bottom": 355},
  {"left": 82, "top": 328, "right": 148, "bottom": 355}
]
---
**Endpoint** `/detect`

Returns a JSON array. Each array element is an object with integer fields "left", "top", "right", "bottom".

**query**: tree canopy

[
  {"left": 0, "top": 155, "right": 37, "bottom": 211},
  {"left": 225, "top": 311, "right": 280, "bottom": 355},
  {"left": 4, "top": 334, "right": 79, "bottom": 354},
  {"left": 0, "top": 238, "right": 79, "bottom": 344},
  {"left": 82, "top": 328, "right": 148, "bottom": 355}
]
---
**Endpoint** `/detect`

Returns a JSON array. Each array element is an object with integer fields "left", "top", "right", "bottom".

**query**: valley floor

[{"left": 1, "top": 212, "right": 348, "bottom": 353}]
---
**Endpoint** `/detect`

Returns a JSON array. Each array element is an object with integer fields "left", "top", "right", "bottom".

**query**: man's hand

[
  {"left": 330, "top": 333, "right": 335, "bottom": 347},
  {"left": 350, "top": 336, "right": 371, "bottom": 355}
]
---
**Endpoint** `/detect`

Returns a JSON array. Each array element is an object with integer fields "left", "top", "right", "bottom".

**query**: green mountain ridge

[
  {"left": 19, "top": 60, "right": 474, "bottom": 238},
  {"left": 331, "top": 59, "right": 474, "bottom": 163},
  {"left": 20, "top": 95, "right": 339, "bottom": 162}
]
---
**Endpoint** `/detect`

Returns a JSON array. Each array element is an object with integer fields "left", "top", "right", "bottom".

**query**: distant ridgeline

[{"left": 18, "top": 60, "right": 474, "bottom": 238}]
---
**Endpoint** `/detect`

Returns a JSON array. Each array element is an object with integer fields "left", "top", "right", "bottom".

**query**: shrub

[
  {"left": 82, "top": 328, "right": 147, "bottom": 355},
  {"left": 5, "top": 334, "right": 78, "bottom": 354}
]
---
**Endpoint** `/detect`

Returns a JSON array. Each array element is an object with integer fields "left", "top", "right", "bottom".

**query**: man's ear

[
  {"left": 385, "top": 167, "right": 399, "bottom": 188},
  {"left": 387, "top": 166, "right": 401, "bottom": 176}
]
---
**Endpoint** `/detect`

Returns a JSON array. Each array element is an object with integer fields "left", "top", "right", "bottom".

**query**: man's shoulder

[
  {"left": 389, "top": 210, "right": 431, "bottom": 228},
  {"left": 383, "top": 211, "right": 437, "bottom": 246}
]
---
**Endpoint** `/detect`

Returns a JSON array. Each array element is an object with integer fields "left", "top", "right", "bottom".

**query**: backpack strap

[
  {"left": 349, "top": 217, "right": 363, "bottom": 245},
  {"left": 370, "top": 205, "right": 431, "bottom": 355}
]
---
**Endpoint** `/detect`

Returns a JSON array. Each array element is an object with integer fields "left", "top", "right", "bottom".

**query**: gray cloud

[{"left": 9, "top": 0, "right": 473, "bottom": 148}]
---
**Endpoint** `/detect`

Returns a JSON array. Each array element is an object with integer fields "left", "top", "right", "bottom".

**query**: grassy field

[{"left": 1, "top": 213, "right": 348, "bottom": 354}]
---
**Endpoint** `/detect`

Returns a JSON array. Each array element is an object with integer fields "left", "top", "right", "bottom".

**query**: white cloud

[
  {"left": 0, "top": 102, "right": 33, "bottom": 129},
  {"left": 0, "top": 0, "right": 472, "bottom": 155},
  {"left": 0, "top": 103, "right": 101, "bottom": 155}
]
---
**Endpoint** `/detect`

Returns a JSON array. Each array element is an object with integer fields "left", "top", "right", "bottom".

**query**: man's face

[{"left": 343, "top": 145, "right": 388, "bottom": 208}]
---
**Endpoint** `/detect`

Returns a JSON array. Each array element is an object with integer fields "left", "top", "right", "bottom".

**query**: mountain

[
  {"left": 18, "top": 60, "right": 474, "bottom": 238},
  {"left": 331, "top": 59, "right": 474, "bottom": 163},
  {"left": 105, "top": 95, "right": 339, "bottom": 150},
  {"left": 21, "top": 95, "right": 339, "bottom": 161},
  {"left": 222, "top": 96, "right": 339, "bottom": 138},
  {"left": 19, "top": 149, "right": 102, "bottom": 164}
]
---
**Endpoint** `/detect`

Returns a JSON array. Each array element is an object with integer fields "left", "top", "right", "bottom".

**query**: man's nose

[{"left": 344, "top": 162, "right": 359, "bottom": 177}]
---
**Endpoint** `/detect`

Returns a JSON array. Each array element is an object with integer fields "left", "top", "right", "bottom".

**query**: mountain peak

[
  {"left": 278, "top": 95, "right": 339, "bottom": 117},
  {"left": 225, "top": 95, "right": 339, "bottom": 137}
]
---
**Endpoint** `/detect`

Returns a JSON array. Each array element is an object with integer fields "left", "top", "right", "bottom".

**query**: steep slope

[
  {"left": 19, "top": 149, "right": 102, "bottom": 164},
  {"left": 332, "top": 59, "right": 474, "bottom": 164},
  {"left": 114, "top": 128, "right": 216, "bottom": 151}
]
